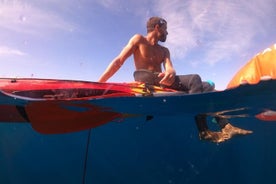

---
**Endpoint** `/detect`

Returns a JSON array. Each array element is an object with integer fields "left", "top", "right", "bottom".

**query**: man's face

[{"left": 158, "top": 24, "right": 168, "bottom": 42}]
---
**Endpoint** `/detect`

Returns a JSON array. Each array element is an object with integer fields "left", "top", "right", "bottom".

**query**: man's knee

[
  {"left": 189, "top": 74, "right": 203, "bottom": 93},
  {"left": 191, "top": 74, "right": 202, "bottom": 84}
]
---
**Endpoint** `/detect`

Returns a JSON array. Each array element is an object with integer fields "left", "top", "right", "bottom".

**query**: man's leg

[
  {"left": 195, "top": 114, "right": 228, "bottom": 143},
  {"left": 215, "top": 116, "right": 253, "bottom": 139},
  {"left": 202, "top": 81, "right": 215, "bottom": 92},
  {"left": 171, "top": 74, "right": 203, "bottom": 93},
  {"left": 133, "top": 70, "right": 155, "bottom": 84}
]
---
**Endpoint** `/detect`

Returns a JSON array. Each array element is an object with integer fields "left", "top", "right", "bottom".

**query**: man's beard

[{"left": 159, "top": 34, "right": 167, "bottom": 42}]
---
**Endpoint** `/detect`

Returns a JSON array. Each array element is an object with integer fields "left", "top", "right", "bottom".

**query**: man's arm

[
  {"left": 159, "top": 47, "right": 176, "bottom": 86},
  {"left": 98, "top": 35, "right": 140, "bottom": 82}
]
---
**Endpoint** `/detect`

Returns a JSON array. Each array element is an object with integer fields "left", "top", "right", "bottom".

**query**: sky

[{"left": 0, "top": 0, "right": 276, "bottom": 90}]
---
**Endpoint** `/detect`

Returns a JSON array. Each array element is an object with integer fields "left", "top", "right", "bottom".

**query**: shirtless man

[
  {"left": 98, "top": 17, "right": 175, "bottom": 86},
  {"left": 99, "top": 16, "right": 252, "bottom": 143}
]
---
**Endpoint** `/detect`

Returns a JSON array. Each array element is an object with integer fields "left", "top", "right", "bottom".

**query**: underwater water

[
  {"left": 86, "top": 115, "right": 276, "bottom": 184},
  {"left": 1, "top": 114, "right": 276, "bottom": 184}
]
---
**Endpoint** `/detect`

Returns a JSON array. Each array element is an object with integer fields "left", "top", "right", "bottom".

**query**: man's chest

[{"left": 139, "top": 44, "right": 165, "bottom": 62}]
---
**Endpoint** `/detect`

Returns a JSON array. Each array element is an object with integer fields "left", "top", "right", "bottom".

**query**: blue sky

[{"left": 0, "top": 0, "right": 275, "bottom": 90}]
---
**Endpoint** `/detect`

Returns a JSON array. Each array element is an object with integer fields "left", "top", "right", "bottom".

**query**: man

[{"left": 98, "top": 16, "right": 252, "bottom": 143}]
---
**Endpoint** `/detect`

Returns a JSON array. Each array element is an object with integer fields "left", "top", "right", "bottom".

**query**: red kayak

[{"left": 0, "top": 78, "right": 176, "bottom": 134}]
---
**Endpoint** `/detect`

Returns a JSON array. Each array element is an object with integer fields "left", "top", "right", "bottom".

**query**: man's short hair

[{"left": 146, "top": 17, "right": 167, "bottom": 33}]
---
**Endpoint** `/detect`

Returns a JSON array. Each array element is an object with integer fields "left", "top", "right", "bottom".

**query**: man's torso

[{"left": 133, "top": 35, "right": 166, "bottom": 72}]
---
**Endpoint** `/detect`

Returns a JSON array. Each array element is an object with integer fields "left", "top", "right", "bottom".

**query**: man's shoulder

[
  {"left": 158, "top": 44, "right": 169, "bottom": 51},
  {"left": 129, "top": 34, "right": 146, "bottom": 46},
  {"left": 131, "top": 34, "right": 146, "bottom": 40}
]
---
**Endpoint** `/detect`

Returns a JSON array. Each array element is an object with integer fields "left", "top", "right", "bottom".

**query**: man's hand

[{"left": 158, "top": 71, "right": 176, "bottom": 86}]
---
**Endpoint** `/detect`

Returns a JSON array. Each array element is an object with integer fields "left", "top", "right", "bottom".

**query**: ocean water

[
  {"left": 86, "top": 115, "right": 276, "bottom": 184},
  {"left": 1, "top": 114, "right": 276, "bottom": 184}
]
